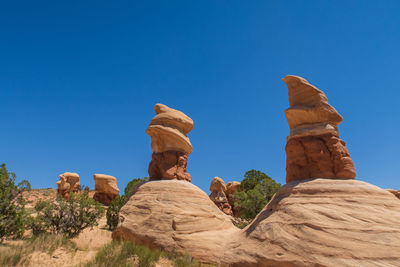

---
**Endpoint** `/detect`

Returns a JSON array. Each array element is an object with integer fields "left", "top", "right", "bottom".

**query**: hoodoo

[
  {"left": 146, "top": 103, "right": 193, "bottom": 182},
  {"left": 282, "top": 75, "right": 356, "bottom": 183},
  {"left": 56, "top": 172, "right": 80, "bottom": 199},
  {"left": 93, "top": 174, "right": 120, "bottom": 205}
]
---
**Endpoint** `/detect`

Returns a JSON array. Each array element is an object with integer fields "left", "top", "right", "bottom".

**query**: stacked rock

[
  {"left": 146, "top": 104, "right": 193, "bottom": 182},
  {"left": 56, "top": 172, "right": 80, "bottom": 199},
  {"left": 93, "top": 174, "right": 120, "bottom": 205},
  {"left": 282, "top": 75, "right": 356, "bottom": 183},
  {"left": 209, "top": 177, "right": 241, "bottom": 217}
]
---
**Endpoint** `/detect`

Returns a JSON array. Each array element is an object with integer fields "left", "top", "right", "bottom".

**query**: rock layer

[
  {"left": 112, "top": 179, "right": 400, "bottom": 266},
  {"left": 283, "top": 75, "right": 356, "bottom": 182},
  {"left": 56, "top": 172, "right": 80, "bottom": 199},
  {"left": 93, "top": 174, "right": 120, "bottom": 205},
  {"left": 146, "top": 104, "right": 193, "bottom": 182}
]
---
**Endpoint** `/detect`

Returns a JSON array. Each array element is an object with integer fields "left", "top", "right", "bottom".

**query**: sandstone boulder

[
  {"left": 226, "top": 178, "right": 400, "bottom": 266},
  {"left": 56, "top": 172, "right": 80, "bottom": 199},
  {"left": 387, "top": 189, "right": 400, "bottom": 199},
  {"left": 146, "top": 104, "right": 193, "bottom": 182},
  {"left": 112, "top": 180, "right": 240, "bottom": 263},
  {"left": 226, "top": 181, "right": 241, "bottom": 217},
  {"left": 282, "top": 75, "right": 356, "bottom": 183},
  {"left": 93, "top": 174, "right": 120, "bottom": 205},
  {"left": 112, "top": 179, "right": 400, "bottom": 266}
]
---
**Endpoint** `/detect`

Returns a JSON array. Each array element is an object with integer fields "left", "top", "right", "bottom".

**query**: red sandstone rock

[
  {"left": 286, "top": 133, "right": 356, "bottom": 183},
  {"left": 93, "top": 174, "right": 120, "bottom": 205},
  {"left": 282, "top": 76, "right": 356, "bottom": 183},
  {"left": 146, "top": 104, "right": 193, "bottom": 182},
  {"left": 148, "top": 150, "right": 191, "bottom": 182}
]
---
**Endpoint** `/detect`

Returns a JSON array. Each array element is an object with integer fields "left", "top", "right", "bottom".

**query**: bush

[
  {"left": 106, "top": 177, "right": 149, "bottom": 230},
  {"left": 0, "top": 163, "right": 31, "bottom": 242},
  {"left": 29, "top": 191, "right": 104, "bottom": 238},
  {"left": 234, "top": 170, "right": 281, "bottom": 220},
  {"left": 106, "top": 195, "right": 127, "bottom": 230},
  {"left": 124, "top": 177, "right": 148, "bottom": 197}
]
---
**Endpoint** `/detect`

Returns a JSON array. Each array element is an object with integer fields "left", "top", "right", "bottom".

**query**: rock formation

[
  {"left": 387, "top": 189, "right": 400, "bottom": 199},
  {"left": 112, "top": 179, "right": 400, "bottom": 266},
  {"left": 146, "top": 104, "right": 193, "bottom": 182},
  {"left": 93, "top": 174, "right": 120, "bottom": 205},
  {"left": 209, "top": 177, "right": 241, "bottom": 217},
  {"left": 209, "top": 177, "right": 232, "bottom": 216},
  {"left": 56, "top": 172, "right": 80, "bottom": 199},
  {"left": 282, "top": 75, "right": 356, "bottom": 183}
]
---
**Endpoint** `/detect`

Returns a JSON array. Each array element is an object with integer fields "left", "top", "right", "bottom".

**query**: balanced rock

[
  {"left": 56, "top": 172, "right": 80, "bottom": 199},
  {"left": 209, "top": 177, "right": 232, "bottom": 216},
  {"left": 283, "top": 75, "right": 356, "bottom": 183},
  {"left": 93, "top": 174, "right": 119, "bottom": 205},
  {"left": 146, "top": 104, "right": 193, "bottom": 182}
]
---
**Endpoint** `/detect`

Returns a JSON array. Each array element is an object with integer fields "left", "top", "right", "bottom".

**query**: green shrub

[
  {"left": 29, "top": 191, "right": 104, "bottom": 238},
  {"left": 234, "top": 170, "right": 281, "bottom": 220},
  {"left": 124, "top": 177, "right": 148, "bottom": 197},
  {"left": 0, "top": 163, "right": 31, "bottom": 242},
  {"left": 106, "top": 195, "right": 127, "bottom": 230}
]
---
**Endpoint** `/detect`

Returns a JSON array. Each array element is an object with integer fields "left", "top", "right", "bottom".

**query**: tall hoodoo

[
  {"left": 146, "top": 103, "right": 193, "bottom": 182},
  {"left": 282, "top": 75, "right": 356, "bottom": 183}
]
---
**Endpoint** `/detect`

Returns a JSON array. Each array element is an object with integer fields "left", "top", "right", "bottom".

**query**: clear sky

[{"left": 1, "top": 1, "right": 399, "bottom": 193}]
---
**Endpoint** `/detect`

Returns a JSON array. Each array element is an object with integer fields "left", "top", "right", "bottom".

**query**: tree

[
  {"left": 124, "top": 177, "right": 149, "bottom": 197},
  {"left": 234, "top": 170, "right": 281, "bottom": 220},
  {"left": 0, "top": 163, "right": 31, "bottom": 242},
  {"left": 29, "top": 191, "right": 104, "bottom": 238}
]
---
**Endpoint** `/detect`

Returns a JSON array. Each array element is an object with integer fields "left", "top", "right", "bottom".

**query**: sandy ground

[{"left": 6, "top": 189, "right": 174, "bottom": 267}]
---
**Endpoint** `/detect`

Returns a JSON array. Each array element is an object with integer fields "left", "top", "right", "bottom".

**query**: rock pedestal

[
  {"left": 56, "top": 172, "right": 80, "bottom": 199},
  {"left": 146, "top": 104, "right": 193, "bottom": 182},
  {"left": 282, "top": 75, "right": 356, "bottom": 183},
  {"left": 93, "top": 174, "right": 120, "bottom": 205}
]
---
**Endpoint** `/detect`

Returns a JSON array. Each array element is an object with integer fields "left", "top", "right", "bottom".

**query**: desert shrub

[
  {"left": 234, "top": 170, "right": 281, "bottom": 220},
  {"left": 106, "top": 195, "right": 127, "bottom": 230},
  {"left": 85, "top": 240, "right": 162, "bottom": 267},
  {"left": 0, "top": 163, "right": 31, "bottom": 242},
  {"left": 106, "top": 177, "right": 149, "bottom": 230},
  {"left": 124, "top": 177, "right": 149, "bottom": 197},
  {"left": 29, "top": 191, "right": 104, "bottom": 238}
]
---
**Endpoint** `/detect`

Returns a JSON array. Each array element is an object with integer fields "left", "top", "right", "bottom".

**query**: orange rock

[
  {"left": 93, "top": 174, "right": 119, "bottom": 205},
  {"left": 282, "top": 76, "right": 356, "bottom": 182},
  {"left": 209, "top": 177, "right": 232, "bottom": 216},
  {"left": 56, "top": 172, "right": 80, "bottom": 199},
  {"left": 146, "top": 104, "right": 193, "bottom": 182}
]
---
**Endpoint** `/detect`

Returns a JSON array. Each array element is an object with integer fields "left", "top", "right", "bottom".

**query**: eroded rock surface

[
  {"left": 146, "top": 104, "right": 193, "bottom": 182},
  {"left": 283, "top": 75, "right": 356, "bottom": 183},
  {"left": 112, "top": 179, "right": 400, "bottom": 266},
  {"left": 56, "top": 172, "right": 80, "bottom": 199},
  {"left": 112, "top": 180, "right": 239, "bottom": 263},
  {"left": 93, "top": 174, "right": 119, "bottom": 205},
  {"left": 387, "top": 189, "right": 400, "bottom": 200},
  {"left": 209, "top": 177, "right": 232, "bottom": 216},
  {"left": 209, "top": 177, "right": 241, "bottom": 217}
]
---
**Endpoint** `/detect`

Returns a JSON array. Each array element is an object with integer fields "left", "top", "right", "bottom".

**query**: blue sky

[{"left": 1, "top": 1, "right": 399, "bottom": 193}]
